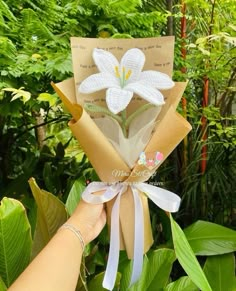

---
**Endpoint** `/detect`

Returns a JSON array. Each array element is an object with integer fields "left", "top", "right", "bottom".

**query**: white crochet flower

[{"left": 79, "top": 48, "right": 175, "bottom": 114}]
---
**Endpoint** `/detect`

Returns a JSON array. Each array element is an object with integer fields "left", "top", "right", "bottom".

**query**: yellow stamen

[
  {"left": 125, "top": 69, "right": 132, "bottom": 80},
  {"left": 115, "top": 66, "right": 120, "bottom": 78}
]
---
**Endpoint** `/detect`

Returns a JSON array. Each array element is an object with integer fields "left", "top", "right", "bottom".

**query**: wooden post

[{"left": 181, "top": 1, "right": 188, "bottom": 170}]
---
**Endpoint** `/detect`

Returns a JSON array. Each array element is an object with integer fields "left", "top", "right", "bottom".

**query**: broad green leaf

[
  {"left": 3, "top": 87, "right": 31, "bottom": 103},
  {"left": 234, "top": 277, "right": 236, "bottom": 291},
  {"left": 147, "top": 249, "right": 176, "bottom": 291},
  {"left": 204, "top": 253, "right": 235, "bottom": 291},
  {"left": 29, "top": 178, "right": 67, "bottom": 258},
  {"left": 198, "top": 47, "right": 210, "bottom": 56},
  {"left": 184, "top": 220, "right": 236, "bottom": 255},
  {"left": 0, "top": 198, "right": 32, "bottom": 287},
  {"left": 88, "top": 272, "right": 121, "bottom": 291},
  {"left": 164, "top": 276, "right": 198, "bottom": 291},
  {"left": 120, "top": 249, "right": 176, "bottom": 291},
  {"left": 37, "top": 93, "right": 58, "bottom": 107},
  {"left": 0, "top": 277, "right": 7, "bottom": 291},
  {"left": 65, "top": 178, "right": 85, "bottom": 216},
  {"left": 170, "top": 215, "right": 212, "bottom": 291}
]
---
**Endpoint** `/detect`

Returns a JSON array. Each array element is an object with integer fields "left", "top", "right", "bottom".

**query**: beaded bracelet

[{"left": 60, "top": 223, "right": 85, "bottom": 251}]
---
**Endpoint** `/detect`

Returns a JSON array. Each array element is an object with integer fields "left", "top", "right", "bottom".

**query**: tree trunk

[
  {"left": 181, "top": 1, "right": 188, "bottom": 172},
  {"left": 34, "top": 112, "right": 46, "bottom": 149},
  {"left": 166, "top": 0, "right": 173, "bottom": 35}
]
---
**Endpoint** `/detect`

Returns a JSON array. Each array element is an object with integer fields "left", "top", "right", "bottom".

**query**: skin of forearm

[
  {"left": 8, "top": 201, "right": 106, "bottom": 291},
  {"left": 9, "top": 229, "right": 83, "bottom": 291}
]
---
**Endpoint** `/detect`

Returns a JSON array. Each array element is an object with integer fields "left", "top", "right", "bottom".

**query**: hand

[{"left": 67, "top": 200, "right": 107, "bottom": 245}]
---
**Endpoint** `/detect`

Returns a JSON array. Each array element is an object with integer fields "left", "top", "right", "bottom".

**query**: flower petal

[
  {"left": 106, "top": 88, "right": 133, "bottom": 114},
  {"left": 120, "top": 48, "right": 145, "bottom": 83},
  {"left": 93, "top": 48, "right": 119, "bottom": 75},
  {"left": 139, "top": 71, "right": 175, "bottom": 89},
  {"left": 79, "top": 72, "right": 119, "bottom": 93},
  {"left": 125, "top": 83, "right": 165, "bottom": 105}
]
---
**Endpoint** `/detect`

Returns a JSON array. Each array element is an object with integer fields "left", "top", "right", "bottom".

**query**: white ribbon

[{"left": 82, "top": 182, "right": 181, "bottom": 290}]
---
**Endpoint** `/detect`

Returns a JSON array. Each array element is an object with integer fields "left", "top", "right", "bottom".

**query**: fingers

[
  {"left": 71, "top": 200, "right": 107, "bottom": 244},
  {"left": 88, "top": 209, "right": 107, "bottom": 243},
  {"left": 100, "top": 208, "right": 107, "bottom": 228},
  {"left": 94, "top": 208, "right": 107, "bottom": 233}
]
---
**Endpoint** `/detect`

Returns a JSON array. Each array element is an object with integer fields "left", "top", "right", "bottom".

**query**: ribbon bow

[{"left": 82, "top": 182, "right": 181, "bottom": 290}]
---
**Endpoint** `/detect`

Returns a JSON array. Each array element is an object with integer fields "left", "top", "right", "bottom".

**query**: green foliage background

[{"left": 0, "top": 0, "right": 235, "bottom": 290}]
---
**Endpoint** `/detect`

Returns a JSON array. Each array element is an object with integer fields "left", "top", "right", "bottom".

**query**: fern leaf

[
  {"left": 21, "top": 9, "right": 56, "bottom": 41},
  {"left": 0, "top": 0, "right": 17, "bottom": 22}
]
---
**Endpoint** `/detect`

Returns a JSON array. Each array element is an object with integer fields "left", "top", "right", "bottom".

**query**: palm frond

[
  {"left": 20, "top": 8, "right": 57, "bottom": 42},
  {"left": 0, "top": 36, "right": 16, "bottom": 61},
  {"left": 0, "top": 0, "right": 16, "bottom": 22}
]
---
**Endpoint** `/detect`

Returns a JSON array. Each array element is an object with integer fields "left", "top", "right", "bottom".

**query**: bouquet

[{"left": 52, "top": 36, "right": 192, "bottom": 290}]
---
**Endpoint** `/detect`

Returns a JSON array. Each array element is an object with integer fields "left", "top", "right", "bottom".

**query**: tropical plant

[
  {"left": 0, "top": 0, "right": 235, "bottom": 290},
  {"left": 0, "top": 0, "right": 170, "bottom": 201},
  {"left": 152, "top": 0, "right": 236, "bottom": 229},
  {"left": 1, "top": 179, "right": 236, "bottom": 290}
]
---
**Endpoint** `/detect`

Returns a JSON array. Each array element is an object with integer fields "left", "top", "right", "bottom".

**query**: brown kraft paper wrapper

[{"left": 51, "top": 36, "right": 192, "bottom": 259}]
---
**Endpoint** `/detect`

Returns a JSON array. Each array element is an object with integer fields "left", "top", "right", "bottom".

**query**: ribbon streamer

[{"left": 82, "top": 182, "right": 181, "bottom": 290}]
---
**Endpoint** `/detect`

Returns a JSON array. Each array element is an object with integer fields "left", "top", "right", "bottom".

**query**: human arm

[{"left": 9, "top": 200, "right": 106, "bottom": 291}]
